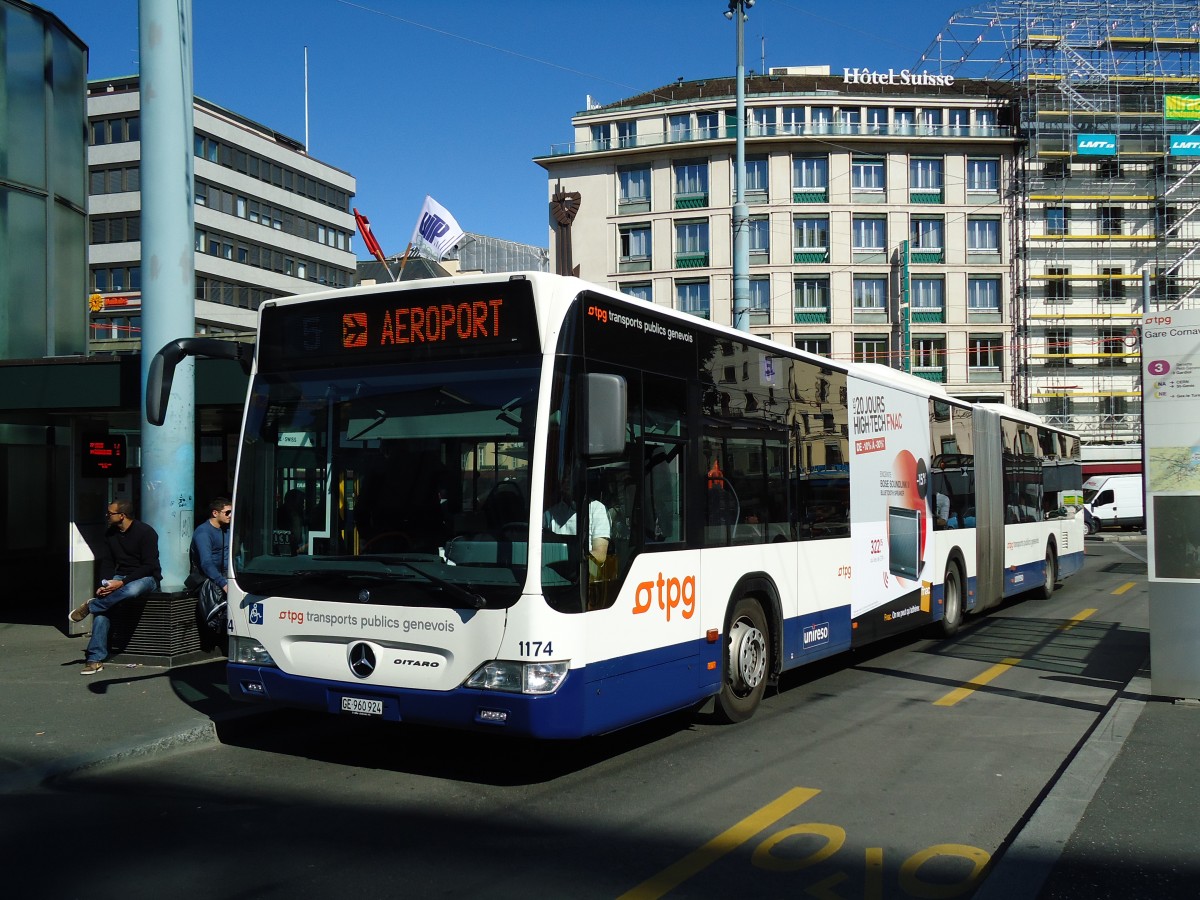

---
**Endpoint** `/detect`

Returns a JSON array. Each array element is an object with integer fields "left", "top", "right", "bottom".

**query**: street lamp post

[{"left": 726, "top": 0, "right": 753, "bottom": 332}]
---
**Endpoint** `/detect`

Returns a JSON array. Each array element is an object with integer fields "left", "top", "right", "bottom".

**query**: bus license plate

[{"left": 341, "top": 696, "right": 383, "bottom": 716}]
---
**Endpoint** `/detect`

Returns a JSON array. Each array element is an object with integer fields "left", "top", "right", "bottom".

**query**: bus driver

[{"left": 544, "top": 469, "right": 610, "bottom": 577}]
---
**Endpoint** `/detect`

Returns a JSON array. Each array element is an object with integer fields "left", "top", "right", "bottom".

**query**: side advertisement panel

[{"left": 848, "top": 376, "right": 933, "bottom": 641}]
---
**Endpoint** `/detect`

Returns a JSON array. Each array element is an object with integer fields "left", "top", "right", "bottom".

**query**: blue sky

[{"left": 43, "top": 0, "right": 973, "bottom": 254}]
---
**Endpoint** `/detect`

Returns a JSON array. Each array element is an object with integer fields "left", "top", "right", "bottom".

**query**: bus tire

[
  {"left": 940, "top": 562, "right": 963, "bottom": 637},
  {"left": 1040, "top": 545, "right": 1057, "bottom": 599},
  {"left": 715, "top": 597, "right": 770, "bottom": 724}
]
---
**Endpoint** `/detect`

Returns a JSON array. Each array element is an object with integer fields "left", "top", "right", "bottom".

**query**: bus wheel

[
  {"left": 715, "top": 597, "right": 770, "bottom": 723},
  {"left": 940, "top": 563, "right": 963, "bottom": 637},
  {"left": 1040, "top": 546, "right": 1057, "bottom": 599}
]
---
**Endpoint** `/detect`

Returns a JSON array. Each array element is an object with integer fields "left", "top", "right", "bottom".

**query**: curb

[
  {"left": 972, "top": 674, "right": 1151, "bottom": 899},
  {"left": 0, "top": 719, "right": 218, "bottom": 794},
  {"left": 1085, "top": 534, "right": 1145, "bottom": 544},
  {"left": 0, "top": 704, "right": 272, "bottom": 794}
]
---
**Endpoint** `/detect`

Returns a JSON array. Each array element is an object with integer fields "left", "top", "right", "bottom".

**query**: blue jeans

[{"left": 85, "top": 574, "right": 159, "bottom": 663}]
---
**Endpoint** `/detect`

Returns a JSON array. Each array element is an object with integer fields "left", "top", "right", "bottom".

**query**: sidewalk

[
  {"left": 0, "top": 622, "right": 250, "bottom": 793},
  {"left": 975, "top": 673, "right": 1200, "bottom": 899}
]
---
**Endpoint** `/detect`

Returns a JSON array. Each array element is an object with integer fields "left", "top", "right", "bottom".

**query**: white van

[{"left": 1082, "top": 473, "right": 1144, "bottom": 533}]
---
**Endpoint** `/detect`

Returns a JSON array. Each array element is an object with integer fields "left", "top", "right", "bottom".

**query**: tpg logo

[
  {"left": 803, "top": 621, "right": 831, "bottom": 648},
  {"left": 418, "top": 212, "right": 451, "bottom": 243},
  {"left": 632, "top": 573, "right": 695, "bottom": 621}
]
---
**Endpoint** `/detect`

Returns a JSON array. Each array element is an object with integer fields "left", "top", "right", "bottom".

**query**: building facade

[
  {"left": 0, "top": 0, "right": 89, "bottom": 619},
  {"left": 0, "top": 0, "right": 89, "bottom": 360},
  {"left": 86, "top": 75, "right": 358, "bottom": 352},
  {"left": 536, "top": 68, "right": 1021, "bottom": 405}
]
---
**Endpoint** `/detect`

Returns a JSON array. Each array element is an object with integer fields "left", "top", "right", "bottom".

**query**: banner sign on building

[
  {"left": 1169, "top": 134, "right": 1200, "bottom": 157},
  {"left": 1164, "top": 95, "right": 1200, "bottom": 120},
  {"left": 1076, "top": 134, "right": 1117, "bottom": 155}
]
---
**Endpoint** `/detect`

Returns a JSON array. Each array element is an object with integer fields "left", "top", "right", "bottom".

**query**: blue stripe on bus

[
  {"left": 950, "top": 574, "right": 982, "bottom": 614},
  {"left": 781, "top": 607, "right": 852, "bottom": 667},
  {"left": 1058, "top": 549, "right": 1085, "bottom": 580},
  {"left": 1003, "top": 557, "right": 1051, "bottom": 597}
]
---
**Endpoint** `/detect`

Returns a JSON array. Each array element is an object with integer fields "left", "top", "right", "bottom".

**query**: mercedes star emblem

[{"left": 348, "top": 642, "right": 376, "bottom": 679}]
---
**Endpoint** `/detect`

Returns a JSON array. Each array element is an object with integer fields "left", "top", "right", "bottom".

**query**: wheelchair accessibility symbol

[{"left": 249, "top": 603, "right": 264, "bottom": 626}]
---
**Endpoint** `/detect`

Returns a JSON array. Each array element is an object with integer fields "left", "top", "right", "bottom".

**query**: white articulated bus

[{"left": 148, "top": 272, "right": 1084, "bottom": 738}]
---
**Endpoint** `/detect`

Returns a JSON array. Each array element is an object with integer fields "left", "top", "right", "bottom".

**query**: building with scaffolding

[{"left": 916, "top": 0, "right": 1200, "bottom": 471}]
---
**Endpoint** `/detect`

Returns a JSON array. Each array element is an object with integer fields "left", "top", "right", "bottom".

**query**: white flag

[{"left": 408, "top": 195, "right": 465, "bottom": 260}]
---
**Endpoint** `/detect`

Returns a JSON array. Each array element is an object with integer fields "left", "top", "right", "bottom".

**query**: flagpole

[{"left": 397, "top": 243, "right": 413, "bottom": 274}]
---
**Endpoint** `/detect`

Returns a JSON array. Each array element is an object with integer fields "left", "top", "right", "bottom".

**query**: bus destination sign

[
  {"left": 259, "top": 280, "right": 539, "bottom": 371},
  {"left": 342, "top": 298, "right": 504, "bottom": 349}
]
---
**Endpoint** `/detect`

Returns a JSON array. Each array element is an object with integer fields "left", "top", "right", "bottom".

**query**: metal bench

[{"left": 106, "top": 590, "right": 225, "bottom": 667}]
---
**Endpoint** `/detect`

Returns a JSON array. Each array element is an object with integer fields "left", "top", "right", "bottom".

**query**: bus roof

[{"left": 255, "top": 272, "right": 1072, "bottom": 437}]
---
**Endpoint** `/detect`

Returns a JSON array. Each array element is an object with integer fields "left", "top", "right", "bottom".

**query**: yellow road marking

[
  {"left": 934, "top": 658, "right": 1022, "bottom": 707},
  {"left": 1060, "top": 608, "right": 1097, "bottom": 631},
  {"left": 1112, "top": 581, "right": 1137, "bottom": 595},
  {"left": 618, "top": 787, "right": 820, "bottom": 900},
  {"left": 937, "top": 609, "right": 1101, "bottom": 707}
]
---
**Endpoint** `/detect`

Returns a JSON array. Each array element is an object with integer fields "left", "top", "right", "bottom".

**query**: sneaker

[
  {"left": 69, "top": 601, "right": 91, "bottom": 624},
  {"left": 80, "top": 661, "right": 104, "bottom": 676}
]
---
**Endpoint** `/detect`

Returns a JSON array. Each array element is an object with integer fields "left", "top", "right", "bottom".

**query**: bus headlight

[
  {"left": 465, "top": 660, "right": 569, "bottom": 695},
  {"left": 229, "top": 635, "right": 276, "bottom": 667}
]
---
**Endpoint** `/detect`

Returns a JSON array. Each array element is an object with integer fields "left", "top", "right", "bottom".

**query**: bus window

[
  {"left": 930, "top": 400, "right": 975, "bottom": 530},
  {"left": 640, "top": 372, "right": 686, "bottom": 546}
]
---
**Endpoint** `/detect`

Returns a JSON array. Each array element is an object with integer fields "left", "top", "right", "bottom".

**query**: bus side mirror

[
  {"left": 146, "top": 338, "right": 253, "bottom": 426},
  {"left": 584, "top": 373, "right": 626, "bottom": 457},
  {"left": 146, "top": 342, "right": 185, "bottom": 426}
]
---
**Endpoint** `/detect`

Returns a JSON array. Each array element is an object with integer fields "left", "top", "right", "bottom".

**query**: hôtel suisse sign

[{"left": 843, "top": 68, "right": 955, "bottom": 87}]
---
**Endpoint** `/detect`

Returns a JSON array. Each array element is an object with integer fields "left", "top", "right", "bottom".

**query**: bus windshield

[{"left": 232, "top": 355, "right": 542, "bottom": 609}]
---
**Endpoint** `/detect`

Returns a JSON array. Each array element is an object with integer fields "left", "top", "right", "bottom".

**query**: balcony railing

[
  {"left": 545, "top": 123, "right": 1014, "bottom": 157},
  {"left": 793, "top": 248, "right": 829, "bottom": 264},
  {"left": 910, "top": 249, "right": 945, "bottom": 264},
  {"left": 675, "top": 252, "right": 709, "bottom": 269},
  {"left": 793, "top": 307, "right": 830, "bottom": 324}
]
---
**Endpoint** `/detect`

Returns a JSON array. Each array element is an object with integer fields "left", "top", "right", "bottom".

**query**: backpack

[{"left": 196, "top": 579, "right": 228, "bottom": 634}]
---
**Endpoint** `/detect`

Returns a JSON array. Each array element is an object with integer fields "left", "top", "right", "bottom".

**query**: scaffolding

[{"left": 916, "top": 1, "right": 1200, "bottom": 457}]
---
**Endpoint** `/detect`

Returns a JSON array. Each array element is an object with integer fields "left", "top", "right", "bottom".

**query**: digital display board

[
  {"left": 887, "top": 506, "right": 922, "bottom": 580},
  {"left": 257, "top": 279, "right": 541, "bottom": 372},
  {"left": 82, "top": 433, "right": 127, "bottom": 478}
]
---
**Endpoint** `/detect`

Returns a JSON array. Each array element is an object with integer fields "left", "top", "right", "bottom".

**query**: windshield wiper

[{"left": 383, "top": 562, "right": 487, "bottom": 610}]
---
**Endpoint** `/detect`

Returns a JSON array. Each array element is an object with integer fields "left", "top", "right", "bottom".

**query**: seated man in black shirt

[{"left": 69, "top": 500, "right": 162, "bottom": 675}]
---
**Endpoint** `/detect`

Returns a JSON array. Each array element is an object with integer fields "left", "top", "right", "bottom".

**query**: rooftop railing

[{"left": 544, "top": 123, "right": 1014, "bottom": 157}]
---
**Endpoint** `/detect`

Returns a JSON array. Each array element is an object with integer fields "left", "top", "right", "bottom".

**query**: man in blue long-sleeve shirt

[
  {"left": 69, "top": 500, "right": 161, "bottom": 675},
  {"left": 191, "top": 496, "right": 231, "bottom": 591}
]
